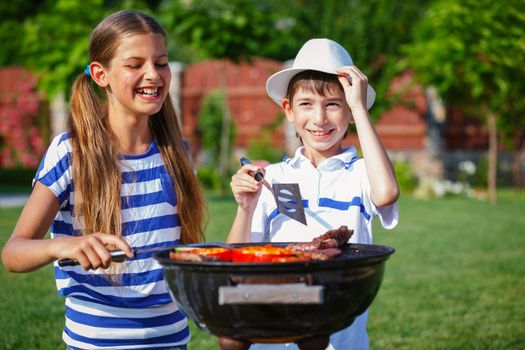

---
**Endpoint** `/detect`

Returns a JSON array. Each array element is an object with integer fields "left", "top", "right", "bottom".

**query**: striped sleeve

[{"left": 34, "top": 132, "right": 73, "bottom": 207}]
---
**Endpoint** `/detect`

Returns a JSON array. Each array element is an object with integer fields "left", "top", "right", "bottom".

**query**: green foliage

[
  {"left": 2, "top": 0, "right": 434, "bottom": 119},
  {"left": 472, "top": 157, "right": 489, "bottom": 188},
  {"left": 197, "top": 90, "right": 235, "bottom": 168},
  {"left": 260, "top": 0, "right": 433, "bottom": 120},
  {"left": 0, "top": 167, "right": 35, "bottom": 186},
  {"left": 403, "top": 0, "right": 525, "bottom": 128},
  {"left": 2, "top": 1, "right": 163, "bottom": 99},
  {"left": 160, "top": 0, "right": 283, "bottom": 62},
  {"left": 195, "top": 90, "right": 236, "bottom": 193},
  {"left": 196, "top": 166, "right": 222, "bottom": 192},
  {"left": 159, "top": 0, "right": 432, "bottom": 121},
  {"left": 270, "top": 1, "right": 430, "bottom": 64},
  {"left": 403, "top": 0, "right": 525, "bottom": 200},
  {"left": 246, "top": 113, "right": 284, "bottom": 163},
  {"left": 246, "top": 133, "right": 284, "bottom": 164},
  {"left": 17, "top": 0, "right": 108, "bottom": 98},
  {"left": 0, "top": 1, "right": 37, "bottom": 65},
  {"left": 246, "top": 123, "right": 284, "bottom": 163},
  {"left": 393, "top": 161, "right": 418, "bottom": 194}
]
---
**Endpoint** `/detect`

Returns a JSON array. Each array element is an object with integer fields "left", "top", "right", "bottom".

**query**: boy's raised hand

[
  {"left": 230, "top": 164, "right": 265, "bottom": 212},
  {"left": 336, "top": 66, "right": 368, "bottom": 112}
]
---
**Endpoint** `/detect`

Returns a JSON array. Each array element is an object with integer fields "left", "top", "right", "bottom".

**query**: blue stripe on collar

[
  {"left": 344, "top": 156, "right": 359, "bottom": 169},
  {"left": 284, "top": 146, "right": 359, "bottom": 168}
]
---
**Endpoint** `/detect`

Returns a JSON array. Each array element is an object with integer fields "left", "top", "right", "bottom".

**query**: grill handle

[{"left": 218, "top": 283, "right": 324, "bottom": 305}]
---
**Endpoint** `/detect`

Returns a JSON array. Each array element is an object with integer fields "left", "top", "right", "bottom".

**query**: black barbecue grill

[{"left": 154, "top": 242, "right": 395, "bottom": 346}]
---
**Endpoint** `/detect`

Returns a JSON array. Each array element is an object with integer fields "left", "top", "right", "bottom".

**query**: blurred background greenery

[{"left": 1, "top": 0, "right": 524, "bottom": 201}]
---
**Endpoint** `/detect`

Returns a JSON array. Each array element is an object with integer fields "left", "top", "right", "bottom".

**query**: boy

[{"left": 227, "top": 38, "right": 400, "bottom": 350}]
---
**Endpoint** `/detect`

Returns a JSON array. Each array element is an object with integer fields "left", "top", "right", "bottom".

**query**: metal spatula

[{"left": 240, "top": 158, "right": 307, "bottom": 226}]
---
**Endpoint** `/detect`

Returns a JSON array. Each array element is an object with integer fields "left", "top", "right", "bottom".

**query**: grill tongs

[{"left": 240, "top": 157, "right": 307, "bottom": 226}]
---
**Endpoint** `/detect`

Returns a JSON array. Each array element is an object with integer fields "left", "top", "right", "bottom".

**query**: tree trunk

[
  {"left": 513, "top": 138, "right": 525, "bottom": 191},
  {"left": 486, "top": 108, "right": 498, "bottom": 203}
]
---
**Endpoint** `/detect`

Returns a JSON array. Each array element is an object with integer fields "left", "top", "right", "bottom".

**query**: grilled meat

[
  {"left": 293, "top": 248, "right": 342, "bottom": 260},
  {"left": 285, "top": 226, "right": 353, "bottom": 260},
  {"left": 314, "top": 225, "right": 353, "bottom": 247},
  {"left": 286, "top": 226, "right": 353, "bottom": 252}
]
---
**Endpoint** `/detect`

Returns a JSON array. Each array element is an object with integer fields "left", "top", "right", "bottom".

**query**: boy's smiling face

[{"left": 283, "top": 86, "right": 352, "bottom": 166}]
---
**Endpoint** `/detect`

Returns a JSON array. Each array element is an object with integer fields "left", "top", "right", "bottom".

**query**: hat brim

[{"left": 266, "top": 67, "right": 376, "bottom": 110}]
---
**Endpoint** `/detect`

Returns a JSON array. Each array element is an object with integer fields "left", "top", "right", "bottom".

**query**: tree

[
  {"left": 0, "top": 1, "right": 43, "bottom": 66},
  {"left": 255, "top": 0, "right": 433, "bottom": 119},
  {"left": 403, "top": 0, "right": 525, "bottom": 202},
  {"left": 196, "top": 90, "right": 236, "bottom": 191},
  {"left": 18, "top": 0, "right": 109, "bottom": 99},
  {"left": 17, "top": 0, "right": 162, "bottom": 99},
  {"left": 161, "top": 0, "right": 283, "bottom": 193}
]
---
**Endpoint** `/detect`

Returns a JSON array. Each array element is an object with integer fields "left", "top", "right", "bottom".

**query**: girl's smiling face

[
  {"left": 283, "top": 86, "right": 352, "bottom": 166},
  {"left": 102, "top": 33, "right": 171, "bottom": 120}
]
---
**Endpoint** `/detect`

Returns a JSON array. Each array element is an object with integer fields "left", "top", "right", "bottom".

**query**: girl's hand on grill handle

[{"left": 54, "top": 233, "right": 133, "bottom": 270}]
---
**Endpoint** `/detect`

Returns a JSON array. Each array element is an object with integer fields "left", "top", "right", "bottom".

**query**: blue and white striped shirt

[{"left": 35, "top": 132, "right": 189, "bottom": 349}]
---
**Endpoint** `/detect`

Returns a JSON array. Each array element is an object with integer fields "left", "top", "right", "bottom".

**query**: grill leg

[
  {"left": 296, "top": 335, "right": 330, "bottom": 350},
  {"left": 217, "top": 336, "right": 251, "bottom": 350}
]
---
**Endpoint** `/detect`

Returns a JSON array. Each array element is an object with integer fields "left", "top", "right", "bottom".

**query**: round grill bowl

[{"left": 155, "top": 242, "right": 394, "bottom": 343}]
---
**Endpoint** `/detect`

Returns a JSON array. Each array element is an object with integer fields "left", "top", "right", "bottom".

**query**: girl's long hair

[{"left": 69, "top": 10, "right": 206, "bottom": 245}]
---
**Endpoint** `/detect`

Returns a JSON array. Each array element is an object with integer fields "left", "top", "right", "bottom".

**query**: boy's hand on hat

[{"left": 336, "top": 66, "right": 368, "bottom": 112}]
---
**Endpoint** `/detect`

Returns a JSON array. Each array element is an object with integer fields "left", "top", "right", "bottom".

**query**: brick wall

[
  {"left": 181, "top": 60, "right": 437, "bottom": 157},
  {"left": 181, "top": 58, "right": 284, "bottom": 154},
  {"left": 1, "top": 63, "right": 500, "bottom": 171}
]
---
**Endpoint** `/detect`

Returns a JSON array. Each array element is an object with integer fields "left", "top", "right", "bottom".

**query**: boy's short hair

[{"left": 286, "top": 70, "right": 344, "bottom": 104}]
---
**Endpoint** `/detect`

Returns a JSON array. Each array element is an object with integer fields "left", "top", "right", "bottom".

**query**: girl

[
  {"left": 1, "top": 10, "right": 206, "bottom": 350},
  {"left": 226, "top": 39, "right": 400, "bottom": 350}
]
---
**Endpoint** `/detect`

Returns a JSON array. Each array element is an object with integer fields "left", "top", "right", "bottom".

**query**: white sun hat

[{"left": 266, "top": 38, "right": 376, "bottom": 110}]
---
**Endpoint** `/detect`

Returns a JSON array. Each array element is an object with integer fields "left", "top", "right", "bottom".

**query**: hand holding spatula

[{"left": 240, "top": 157, "right": 307, "bottom": 225}]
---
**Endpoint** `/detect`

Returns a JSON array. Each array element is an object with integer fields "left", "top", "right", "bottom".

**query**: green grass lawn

[{"left": 1, "top": 193, "right": 524, "bottom": 349}]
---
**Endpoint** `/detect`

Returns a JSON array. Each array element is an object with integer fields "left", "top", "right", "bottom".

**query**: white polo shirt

[
  {"left": 251, "top": 146, "right": 398, "bottom": 244},
  {"left": 249, "top": 146, "right": 398, "bottom": 350}
]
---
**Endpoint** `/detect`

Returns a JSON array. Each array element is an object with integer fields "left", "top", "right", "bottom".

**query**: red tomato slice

[
  {"left": 231, "top": 245, "right": 293, "bottom": 262},
  {"left": 192, "top": 247, "right": 232, "bottom": 262}
]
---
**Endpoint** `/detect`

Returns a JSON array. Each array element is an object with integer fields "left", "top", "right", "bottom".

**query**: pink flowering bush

[{"left": 0, "top": 78, "right": 46, "bottom": 169}]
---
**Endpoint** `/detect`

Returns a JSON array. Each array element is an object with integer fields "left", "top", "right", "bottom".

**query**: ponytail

[
  {"left": 151, "top": 96, "right": 207, "bottom": 244},
  {"left": 69, "top": 73, "right": 122, "bottom": 238}
]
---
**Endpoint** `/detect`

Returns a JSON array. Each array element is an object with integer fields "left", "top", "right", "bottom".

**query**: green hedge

[{"left": 0, "top": 168, "right": 35, "bottom": 193}]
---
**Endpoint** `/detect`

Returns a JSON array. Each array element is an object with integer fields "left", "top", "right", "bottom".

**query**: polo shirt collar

[{"left": 285, "top": 146, "right": 359, "bottom": 170}]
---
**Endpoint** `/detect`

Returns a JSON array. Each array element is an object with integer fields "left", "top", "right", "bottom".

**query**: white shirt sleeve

[
  {"left": 375, "top": 201, "right": 399, "bottom": 229},
  {"left": 358, "top": 159, "right": 399, "bottom": 230}
]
